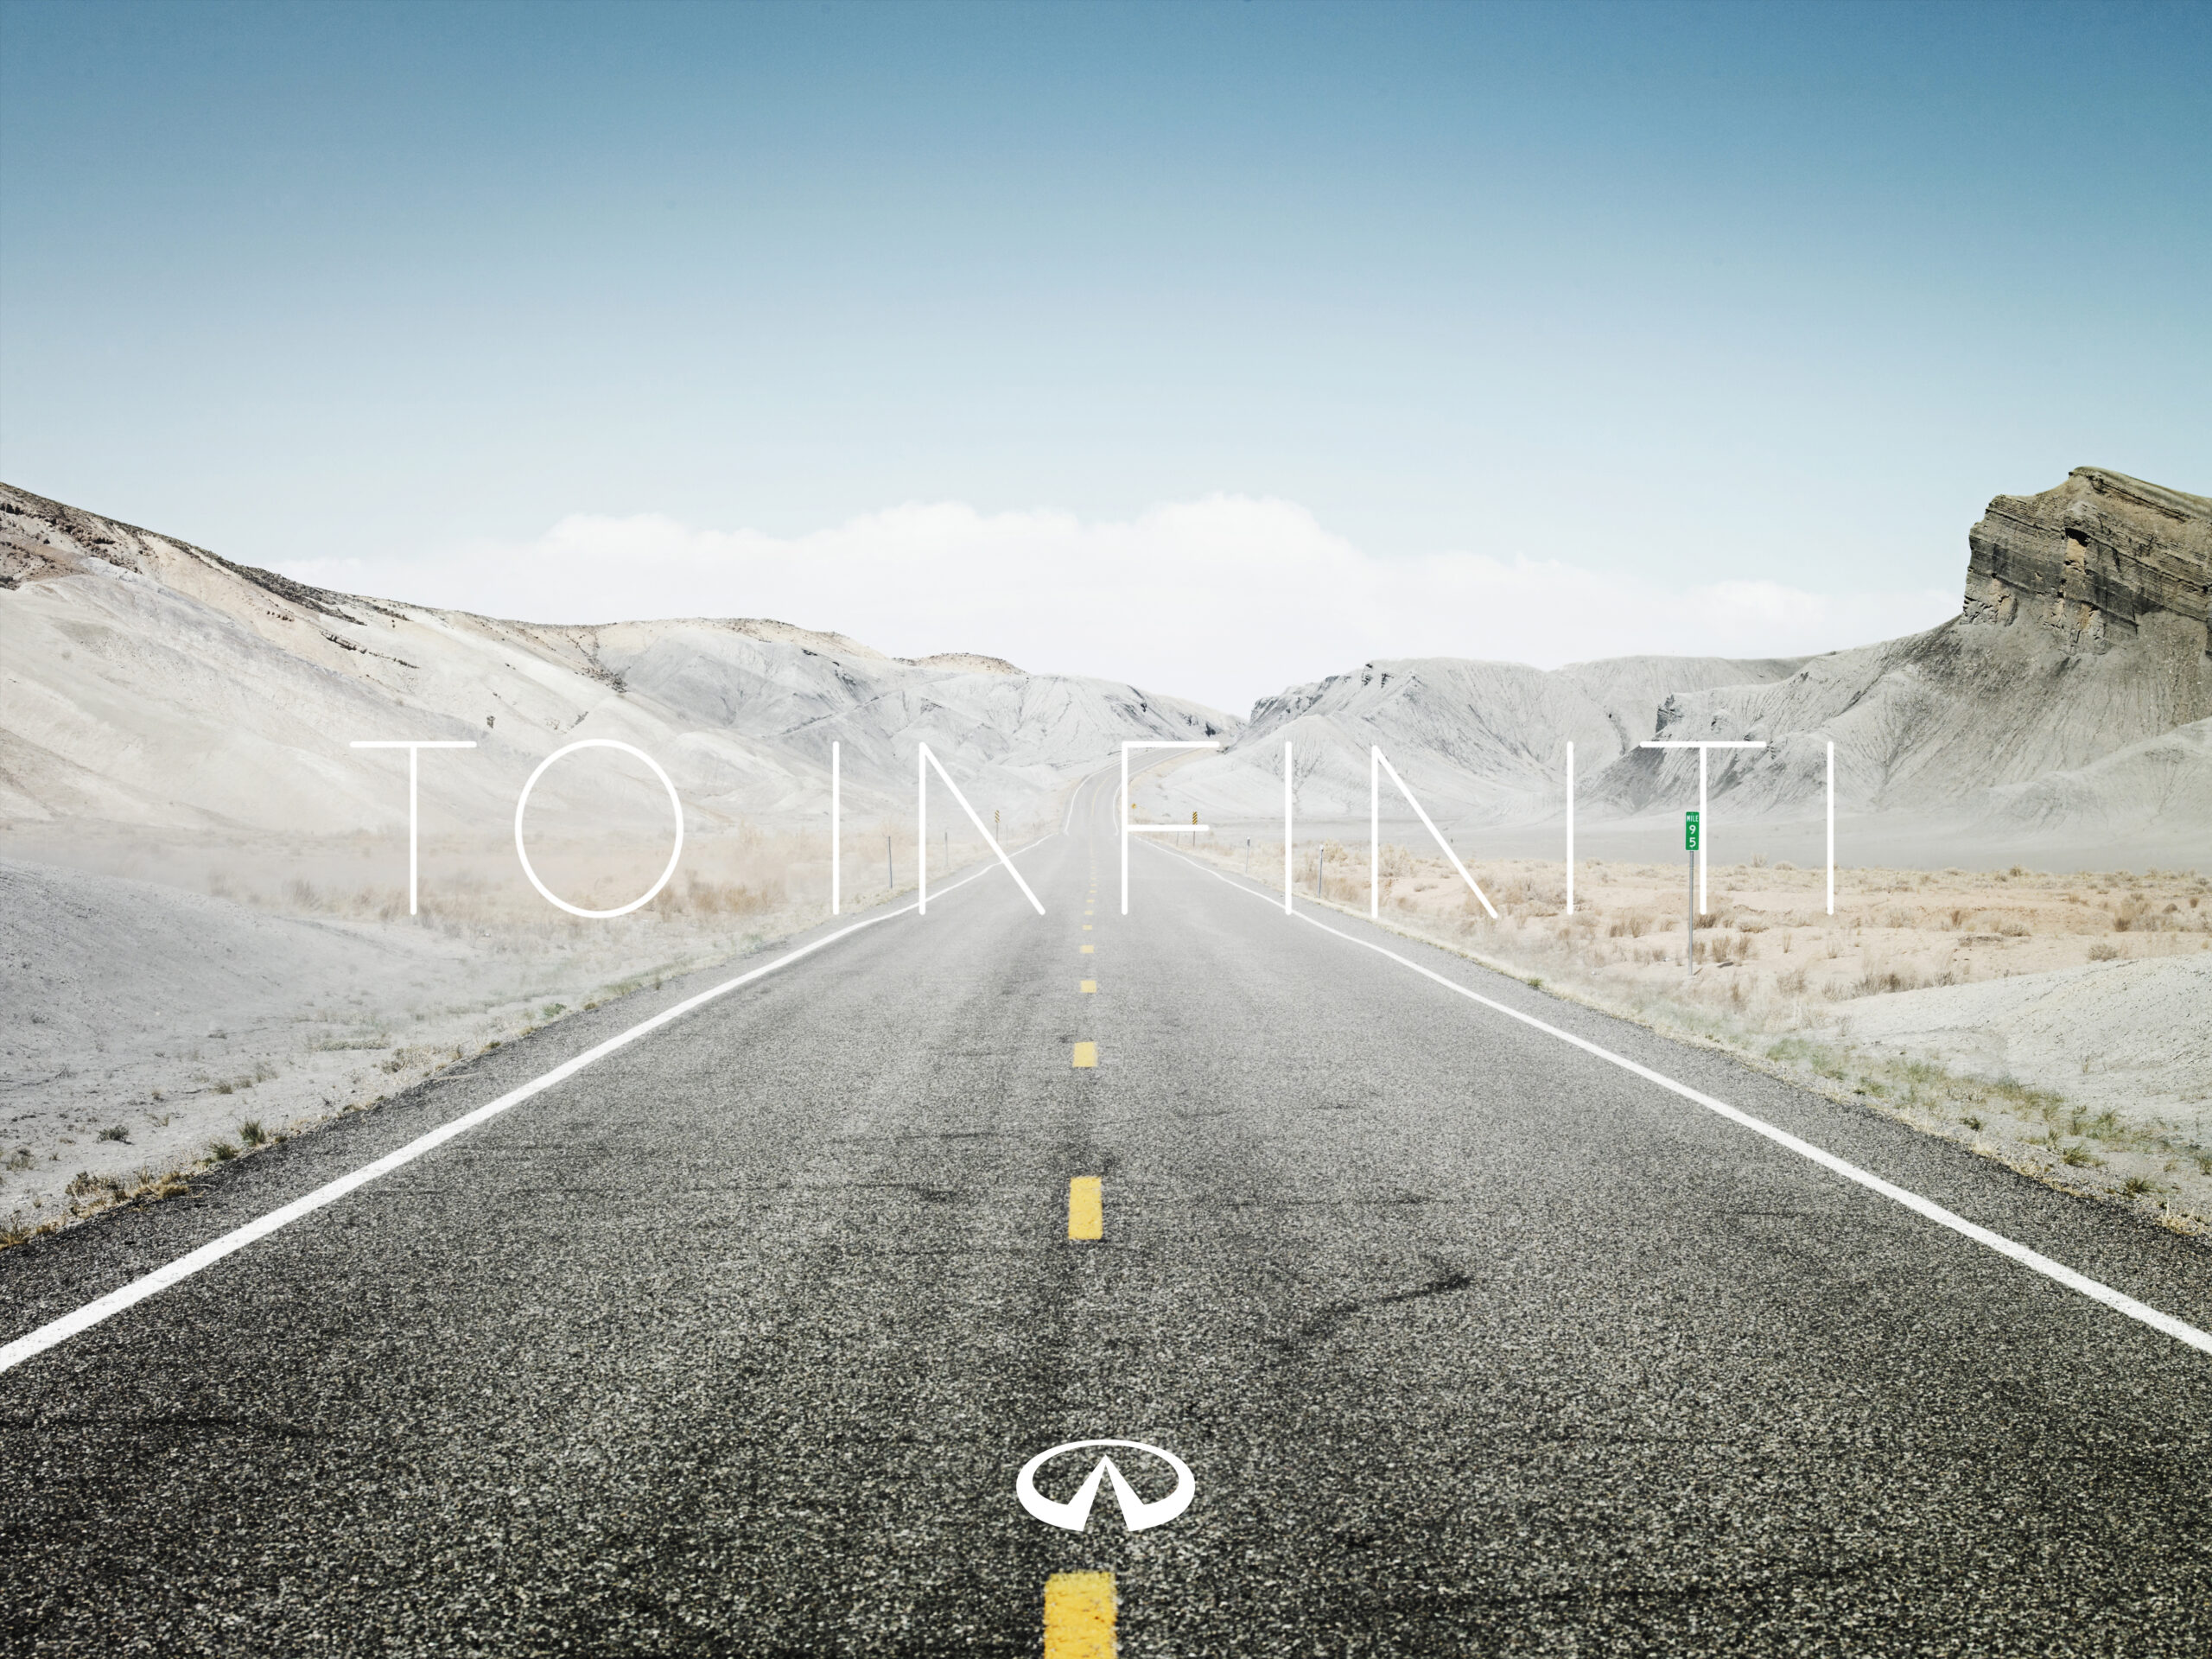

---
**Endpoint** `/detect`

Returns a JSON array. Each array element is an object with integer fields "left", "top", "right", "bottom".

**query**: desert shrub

[
  {"left": 1990, "top": 1077, "right": 2063, "bottom": 1113},
  {"left": 1851, "top": 964, "right": 1924, "bottom": 996},
  {"left": 65, "top": 1172, "right": 128, "bottom": 1211}
]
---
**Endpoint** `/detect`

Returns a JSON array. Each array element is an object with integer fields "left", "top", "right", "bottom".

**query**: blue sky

[{"left": 3, "top": 0, "right": 2206, "bottom": 702}]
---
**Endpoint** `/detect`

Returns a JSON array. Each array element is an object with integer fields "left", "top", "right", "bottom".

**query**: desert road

[{"left": 3, "top": 766, "right": 2208, "bottom": 1656}]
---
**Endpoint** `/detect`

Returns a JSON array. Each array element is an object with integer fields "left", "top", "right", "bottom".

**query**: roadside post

[{"left": 1685, "top": 810, "right": 1700, "bottom": 977}]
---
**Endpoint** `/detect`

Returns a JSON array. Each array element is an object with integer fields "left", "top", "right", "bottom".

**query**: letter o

[{"left": 513, "top": 740, "right": 685, "bottom": 919}]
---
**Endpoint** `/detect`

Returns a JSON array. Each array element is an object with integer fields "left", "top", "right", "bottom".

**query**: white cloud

[{"left": 283, "top": 496, "right": 1956, "bottom": 715}]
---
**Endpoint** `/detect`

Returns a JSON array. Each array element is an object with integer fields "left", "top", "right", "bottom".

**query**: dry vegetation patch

[{"left": 1200, "top": 840, "right": 2212, "bottom": 1233}]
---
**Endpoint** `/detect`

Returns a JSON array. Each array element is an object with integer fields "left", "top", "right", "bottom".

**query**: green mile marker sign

[{"left": 1685, "top": 810, "right": 1700, "bottom": 851}]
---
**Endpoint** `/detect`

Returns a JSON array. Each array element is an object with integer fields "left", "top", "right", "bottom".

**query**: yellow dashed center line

[
  {"left": 1080, "top": 979, "right": 1096, "bottom": 993},
  {"left": 1045, "top": 1570, "right": 1116, "bottom": 1657},
  {"left": 1067, "top": 1176, "right": 1103, "bottom": 1240},
  {"left": 1071, "top": 1041, "right": 1097, "bottom": 1068},
  {"left": 1080, "top": 944, "right": 1095, "bottom": 954}
]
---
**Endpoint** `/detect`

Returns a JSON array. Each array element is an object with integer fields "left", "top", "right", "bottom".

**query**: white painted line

[
  {"left": 1061, "top": 759, "right": 1122, "bottom": 839},
  {"left": 1154, "top": 841, "right": 2212, "bottom": 1358},
  {"left": 0, "top": 852, "right": 1031, "bottom": 1377}
]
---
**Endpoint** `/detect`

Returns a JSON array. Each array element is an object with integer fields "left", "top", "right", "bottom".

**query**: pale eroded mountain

[
  {"left": 0, "top": 484, "right": 1236, "bottom": 842},
  {"left": 1145, "top": 467, "right": 2209, "bottom": 867}
]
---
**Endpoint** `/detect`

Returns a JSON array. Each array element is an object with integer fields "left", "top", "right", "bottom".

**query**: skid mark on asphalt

[
  {"left": 1068, "top": 1177, "right": 1103, "bottom": 1240},
  {"left": 1044, "top": 1571, "right": 1116, "bottom": 1657},
  {"left": 847, "top": 1180, "right": 963, "bottom": 1205},
  {"left": 1268, "top": 1268, "right": 1477, "bottom": 1350}
]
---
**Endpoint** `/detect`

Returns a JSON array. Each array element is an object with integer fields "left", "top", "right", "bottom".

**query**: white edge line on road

[
  {"left": 1155, "top": 841, "right": 2212, "bottom": 1357},
  {"left": 1063, "top": 755, "right": 1139, "bottom": 838},
  {"left": 0, "top": 852, "right": 1033, "bottom": 1376}
]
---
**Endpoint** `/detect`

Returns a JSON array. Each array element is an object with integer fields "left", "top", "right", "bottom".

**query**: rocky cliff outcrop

[
  {"left": 1605, "top": 466, "right": 2211, "bottom": 821},
  {"left": 1965, "top": 466, "right": 2211, "bottom": 653}
]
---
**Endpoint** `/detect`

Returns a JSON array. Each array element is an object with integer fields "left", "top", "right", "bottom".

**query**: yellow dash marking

[
  {"left": 1083, "top": 925, "right": 1092, "bottom": 931},
  {"left": 1044, "top": 1571, "right": 1116, "bottom": 1659},
  {"left": 1080, "top": 944, "right": 1094, "bottom": 954},
  {"left": 1071, "top": 1042, "right": 1097, "bottom": 1068},
  {"left": 1068, "top": 1176, "right": 1103, "bottom": 1240},
  {"left": 1080, "top": 980, "right": 1096, "bottom": 993}
]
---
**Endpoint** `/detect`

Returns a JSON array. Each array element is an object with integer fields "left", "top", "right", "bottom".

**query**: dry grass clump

[{"left": 29, "top": 1166, "right": 200, "bottom": 1240}]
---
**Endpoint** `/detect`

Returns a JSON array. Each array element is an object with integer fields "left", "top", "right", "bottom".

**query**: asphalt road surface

[{"left": 3, "top": 766, "right": 2209, "bottom": 1656}]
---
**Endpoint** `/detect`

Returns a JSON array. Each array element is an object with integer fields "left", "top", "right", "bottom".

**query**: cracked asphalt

[{"left": 2, "top": 770, "right": 2209, "bottom": 1655}]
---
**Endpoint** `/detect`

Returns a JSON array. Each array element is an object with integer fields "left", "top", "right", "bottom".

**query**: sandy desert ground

[{"left": 1191, "top": 833, "right": 2212, "bottom": 1231}]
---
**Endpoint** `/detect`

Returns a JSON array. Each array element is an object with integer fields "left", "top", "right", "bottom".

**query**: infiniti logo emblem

[{"left": 1015, "top": 1439, "right": 1197, "bottom": 1533}]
